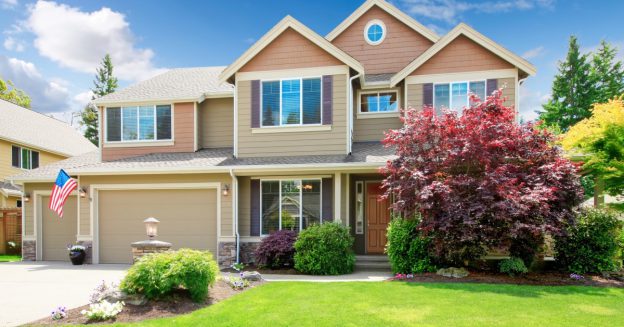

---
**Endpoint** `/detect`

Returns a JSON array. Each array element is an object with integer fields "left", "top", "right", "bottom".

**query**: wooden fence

[{"left": 0, "top": 208, "right": 22, "bottom": 254}]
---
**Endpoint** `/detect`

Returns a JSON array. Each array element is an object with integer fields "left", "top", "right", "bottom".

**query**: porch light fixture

[
  {"left": 144, "top": 217, "right": 159, "bottom": 239},
  {"left": 79, "top": 187, "right": 87, "bottom": 198},
  {"left": 23, "top": 193, "right": 30, "bottom": 202},
  {"left": 222, "top": 184, "right": 230, "bottom": 197}
]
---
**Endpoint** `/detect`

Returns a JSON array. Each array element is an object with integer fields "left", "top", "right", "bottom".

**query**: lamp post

[{"left": 144, "top": 217, "right": 159, "bottom": 240}]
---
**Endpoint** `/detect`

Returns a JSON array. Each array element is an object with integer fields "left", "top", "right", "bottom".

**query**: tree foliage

[
  {"left": 0, "top": 78, "right": 31, "bottom": 108},
  {"left": 382, "top": 91, "right": 583, "bottom": 264},
  {"left": 562, "top": 98, "right": 624, "bottom": 195},
  {"left": 80, "top": 54, "right": 118, "bottom": 146},
  {"left": 541, "top": 37, "right": 624, "bottom": 132}
]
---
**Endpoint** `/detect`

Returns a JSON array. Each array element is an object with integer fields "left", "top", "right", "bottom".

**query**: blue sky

[{"left": 0, "top": 0, "right": 622, "bottom": 124}]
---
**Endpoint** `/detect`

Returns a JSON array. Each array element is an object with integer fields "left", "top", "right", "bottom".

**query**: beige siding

[
  {"left": 240, "top": 28, "right": 342, "bottom": 72},
  {"left": 406, "top": 84, "right": 424, "bottom": 109},
  {"left": 79, "top": 173, "right": 234, "bottom": 238},
  {"left": 199, "top": 97, "right": 233, "bottom": 148},
  {"left": 332, "top": 5, "right": 433, "bottom": 74},
  {"left": 411, "top": 35, "right": 514, "bottom": 75},
  {"left": 353, "top": 117, "right": 402, "bottom": 142},
  {"left": 101, "top": 102, "right": 196, "bottom": 161},
  {"left": 0, "top": 139, "right": 66, "bottom": 181},
  {"left": 23, "top": 183, "right": 58, "bottom": 237},
  {"left": 499, "top": 77, "right": 516, "bottom": 107},
  {"left": 238, "top": 176, "right": 251, "bottom": 237},
  {"left": 237, "top": 74, "right": 348, "bottom": 157}
]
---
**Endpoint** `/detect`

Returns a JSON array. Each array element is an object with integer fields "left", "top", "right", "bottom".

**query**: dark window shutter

[
  {"left": 250, "top": 179, "right": 260, "bottom": 236},
  {"left": 11, "top": 146, "right": 20, "bottom": 168},
  {"left": 251, "top": 80, "right": 260, "bottom": 128},
  {"left": 423, "top": 83, "right": 433, "bottom": 107},
  {"left": 486, "top": 79, "right": 498, "bottom": 95},
  {"left": 322, "top": 178, "right": 333, "bottom": 223},
  {"left": 322, "top": 75, "right": 333, "bottom": 125},
  {"left": 31, "top": 151, "right": 39, "bottom": 169}
]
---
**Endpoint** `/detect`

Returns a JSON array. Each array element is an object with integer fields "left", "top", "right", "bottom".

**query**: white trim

[
  {"left": 77, "top": 176, "right": 81, "bottom": 236},
  {"left": 345, "top": 174, "right": 350, "bottom": 227},
  {"left": 252, "top": 125, "right": 331, "bottom": 134},
  {"left": 432, "top": 80, "right": 486, "bottom": 113},
  {"left": 334, "top": 173, "right": 341, "bottom": 223},
  {"left": 235, "top": 65, "right": 348, "bottom": 81},
  {"left": 197, "top": 92, "right": 235, "bottom": 103},
  {"left": 405, "top": 69, "right": 517, "bottom": 84},
  {"left": 34, "top": 190, "right": 77, "bottom": 261},
  {"left": 103, "top": 104, "right": 174, "bottom": 144},
  {"left": 193, "top": 102, "right": 199, "bottom": 151},
  {"left": 90, "top": 182, "right": 221, "bottom": 264},
  {"left": 326, "top": 0, "right": 438, "bottom": 42},
  {"left": 103, "top": 141, "right": 174, "bottom": 148},
  {"left": 95, "top": 98, "right": 201, "bottom": 107},
  {"left": 259, "top": 76, "right": 323, "bottom": 128},
  {"left": 391, "top": 23, "right": 536, "bottom": 86},
  {"left": 219, "top": 16, "right": 364, "bottom": 83},
  {"left": 233, "top": 85, "right": 239, "bottom": 157},
  {"left": 356, "top": 88, "right": 400, "bottom": 118},
  {"left": 364, "top": 19, "right": 386, "bottom": 46}
]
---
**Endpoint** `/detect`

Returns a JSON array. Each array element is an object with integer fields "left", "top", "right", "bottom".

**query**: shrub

[
  {"left": 294, "top": 223, "right": 355, "bottom": 275},
  {"left": 499, "top": 257, "right": 528, "bottom": 276},
  {"left": 555, "top": 209, "right": 623, "bottom": 274},
  {"left": 386, "top": 216, "right": 436, "bottom": 274},
  {"left": 120, "top": 249, "right": 219, "bottom": 302},
  {"left": 254, "top": 230, "right": 297, "bottom": 269}
]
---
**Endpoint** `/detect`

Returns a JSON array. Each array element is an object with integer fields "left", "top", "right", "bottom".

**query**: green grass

[
  {"left": 0, "top": 255, "right": 20, "bottom": 262},
  {"left": 117, "top": 282, "right": 624, "bottom": 327}
]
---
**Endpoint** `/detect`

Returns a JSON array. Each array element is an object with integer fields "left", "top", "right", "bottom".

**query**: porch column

[{"left": 334, "top": 173, "right": 341, "bottom": 223}]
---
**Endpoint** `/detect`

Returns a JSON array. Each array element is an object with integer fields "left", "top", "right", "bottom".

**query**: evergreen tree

[
  {"left": 590, "top": 40, "right": 624, "bottom": 104},
  {"left": 541, "top": 36, "right": 594, "bottom": 131},
  {"left": 81, "top": 54, "right": 118, "bottom": 145}
]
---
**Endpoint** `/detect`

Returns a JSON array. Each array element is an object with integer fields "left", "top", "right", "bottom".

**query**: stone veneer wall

[
  {"left": 22, "top": 240, "right": 35, "bottom": 261},
  {"left": 218, "top": 241, "right": 261, "bottom": 267}
]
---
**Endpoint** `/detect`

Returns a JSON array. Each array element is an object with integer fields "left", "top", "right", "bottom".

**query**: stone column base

[
  {"left": 218, "top": 241, "right": 262, "bottom": 267},
  {"left": 22, "top": 240, "right": 35, "bottom": 261},
  {"left": 131, "top": 240, "right": 172, "bottom": 263}
]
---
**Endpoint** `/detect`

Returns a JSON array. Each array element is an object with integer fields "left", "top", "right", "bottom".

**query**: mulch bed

[
  {"left": 30, "top": 279, "right": 263, "bottom": 325},
  {"left": 392, "top": 270, "right": 624, "bottom": 288}
]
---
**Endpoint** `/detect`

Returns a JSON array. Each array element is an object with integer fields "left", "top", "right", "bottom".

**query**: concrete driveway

[{"left": 0, "top": 261, "right": 129, "bottom": 326}]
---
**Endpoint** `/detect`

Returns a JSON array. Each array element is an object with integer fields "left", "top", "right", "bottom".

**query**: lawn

[
  {"left": 0, "top": 255, "right": 20, "bottom": 262},
  {"left": 118, "top": 282, "right": 624, "bottom": 327}
]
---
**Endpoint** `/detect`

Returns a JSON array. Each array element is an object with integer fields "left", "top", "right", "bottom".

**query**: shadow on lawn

[{"left": 402, "top": 281, "right": 621, "bottom": 298}]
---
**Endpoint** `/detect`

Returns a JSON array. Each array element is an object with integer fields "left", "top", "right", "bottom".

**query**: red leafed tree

[{"left": 381, "top": 90, "right": 583, "bottom": 265}]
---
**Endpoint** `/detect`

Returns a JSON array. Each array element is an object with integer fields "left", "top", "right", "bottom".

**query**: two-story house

[
  {"left": 0, "top": 99, "right": 95, "bottom": 208},
  {"left": 11, "top": 0, "right": 535, "bottom": 265}
]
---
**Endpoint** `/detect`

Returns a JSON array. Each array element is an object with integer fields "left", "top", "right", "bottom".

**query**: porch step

[{"left": 355, "top": 255, "right": 391, "bottom": 271}]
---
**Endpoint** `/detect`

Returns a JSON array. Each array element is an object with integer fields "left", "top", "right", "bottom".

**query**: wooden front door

[{"left": 366, "top": 182, "right": 391, "bottom": 254}]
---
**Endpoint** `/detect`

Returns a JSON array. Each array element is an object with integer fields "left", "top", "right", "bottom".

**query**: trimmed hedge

[
  {"left": 386, "top": 217, "right": 437, "bottom": 274},
  {"left": 120, "top": 249, "right": 219, "bottom": 302},
  {"left": 294, "top": 223, "right": 355, "bottom": 275}
]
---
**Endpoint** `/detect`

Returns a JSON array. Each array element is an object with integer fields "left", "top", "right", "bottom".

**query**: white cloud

[
  {"left": 518, "top": 84, "right": 550, "bottom": 122},
  {"left": 1, "top": 0, "right": 17, "bottom": 9},
  {"left": 26, "top": 0, "right": 166, "bottom": 81},
  {"left": 522, "top": 46, "right": 545, "bottom": 59},
  {"left": 399, "top": 0, "right": 555, "bottom": 24},
  {"left": 0, "top": 55, "right": 71, "bottom": 113},
  {"left": 3, "top": 36, "right": 25, "bottom": 52}
]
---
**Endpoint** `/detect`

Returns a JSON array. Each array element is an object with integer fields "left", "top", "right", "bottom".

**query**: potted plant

[{"left": 68, "top": 244, "right": 87, "bottom": 265}]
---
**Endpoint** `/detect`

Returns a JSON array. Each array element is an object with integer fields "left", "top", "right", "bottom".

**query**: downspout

[
  {"left": 229, "top": 168, "right": 240, "bottom": 263},
  {"left": 348, "top": 73, "right": 361, "bottom": 154}
]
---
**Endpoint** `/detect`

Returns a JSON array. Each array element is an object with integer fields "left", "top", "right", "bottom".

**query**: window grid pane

[
  {"left": 378, "top": 92, "right": 398, "bottom": 112},
  {"left": 261, "top": 179, "right": 322, "bottom": 235},
  {"left": 280, "top": 180, "right": 301, "bottom": 232},
  {"left": 434, "top": 84, "right": 450, "bottom": 113},
  {"left": 281, "top": 79, "right": 301, "bottom": 125},
  {"left": 122, "top": 107, "right": 138, "bottom": 141},
  {"left": 302, "top": 78, "right": 321, "bottom": 124},
  {"left": 261, "top": 181, "right": 280, "bottom": 235},
  {"left": 21, "top": 148, "right": 30, "bottom": 170},
  {"left": 301, "top": 180, "right": 321, "bottom": 229},
  {"left": 156, "top": 105, "right": 172, "bottom": 140},
  {"left": 106, "top": 107, "right": 121, "bottom": 142},
  {"left": 262, "top": 81, "right": 279, "bottom": 126},
  {"left": 469, "top": 81, "right": 486, "bottom": 104},
  {"left": 451, "top": 83, "right": 468, "bottom": 112},
  {"left": 139, "top": 106, "right": 155, "bottom": 140}
]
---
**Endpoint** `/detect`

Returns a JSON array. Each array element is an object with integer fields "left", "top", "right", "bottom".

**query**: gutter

[
  {"left": 229, "top": 169, "right": 240, "bottom": 263},
  {"left": 348, "top": 73, "right": 362, "bottom": 154}
]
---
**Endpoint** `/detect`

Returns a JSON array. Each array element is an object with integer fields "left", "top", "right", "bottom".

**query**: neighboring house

[
  {"left": 0, "top": 99, "right": 96, "bottom": 208},
  {"left": 10, "top": 0, "right": 535, "bottom": 265}
]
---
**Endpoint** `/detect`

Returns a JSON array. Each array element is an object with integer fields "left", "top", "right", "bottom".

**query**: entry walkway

[{"left": 262, "top": 270, "right": 392, "bottom": 282}]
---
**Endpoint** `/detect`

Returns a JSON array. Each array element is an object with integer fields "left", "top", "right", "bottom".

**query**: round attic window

[{"left": 364, "top": 20, "right": 386, "bottom": 45}]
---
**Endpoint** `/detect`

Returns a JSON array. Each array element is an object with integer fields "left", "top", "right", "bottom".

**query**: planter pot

[{"left": 69, "top": 251, "right": 86, "bottom": 265}]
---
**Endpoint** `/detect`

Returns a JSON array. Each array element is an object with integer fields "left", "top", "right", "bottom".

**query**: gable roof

[
  {"left": 0, "top": 100, "right": 96, "bottom": 157},
  {"left": 219, "top": 16, "right": 365, "bottom": 83},
  {"left": 93, "top": 67, "right": 234, "bottom": 106},
  {"left": 325, "top": 0, "right": 439, "bottom": 43},
  {"left": 391, "top": 23, "right": 537, "bottom": 86}
]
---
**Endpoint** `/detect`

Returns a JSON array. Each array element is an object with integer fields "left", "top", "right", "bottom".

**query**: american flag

[{"left": 49, "top": 169, "right": 77, "bottom": 218}]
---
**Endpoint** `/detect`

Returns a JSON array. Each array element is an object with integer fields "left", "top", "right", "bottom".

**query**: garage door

[
  {"left": 42, "top": 196, "right": 77, "bottom": 261},
  {"left": 98, "top": 189, "right": 218, "bottom": 264}
]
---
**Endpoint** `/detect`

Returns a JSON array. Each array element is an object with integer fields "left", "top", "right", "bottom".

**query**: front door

[{"left": 366, "top": 182, "right": 391, "bottom": 254}]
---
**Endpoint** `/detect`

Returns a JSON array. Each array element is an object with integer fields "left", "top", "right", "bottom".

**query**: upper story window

[
  {"left": 261, "top": 179, "right": 321, "bottom": 235},
  {"left": 12, "top": 145, "right": 39, "bottom": 170},
  {"left": 360, "top": 90, "right": 398, "bottom": 114},
  {"left": 434, "top": 81, "right": 486, "bottom": 113},
  {"left": 106, "top": 105, "right": 172, "bottom": 142},
  {"left": 364, "top": 20, "right": 386, "bottom": 45},
  {"left": 262, "top": 78, "right": 322, "bottom": 127}
]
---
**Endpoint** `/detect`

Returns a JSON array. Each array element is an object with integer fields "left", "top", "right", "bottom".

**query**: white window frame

[
  {"left": 364, "top": 19, "right": 386, "bottom": 46},
  {"left": 357, "top": 89, "right": 400, "bottom": 117},
  {"left": 104, "top": 104, "right": 174, "bottom": 144},
  {"left": 259, "top": 178, "right": 323, "bottom": 236},
  {"left": 260, "top": 77, "right": 323, "bottom": 128},
  {"left": 433, "top": 80, "right": 486, "bottom": 113},
  {"left": 12, "top": 145, "right": 38, "bottom": 170}
]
